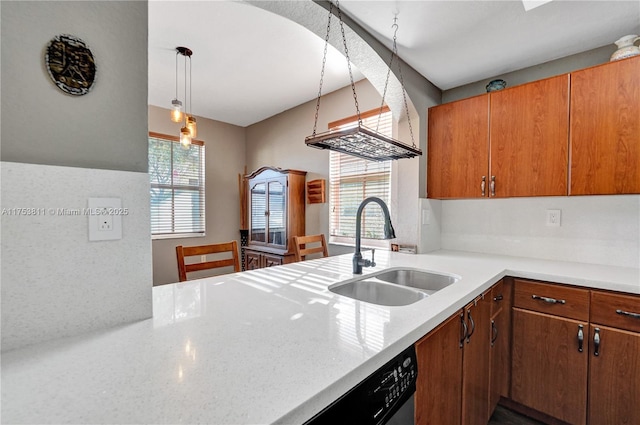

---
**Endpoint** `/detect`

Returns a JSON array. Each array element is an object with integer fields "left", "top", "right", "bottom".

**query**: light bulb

[
  {"left": 180, "top": 126, "right": 192, "bottom": 148},
  {"left": 171, "top": 99, "right": 183, "bottom": 123},
  {"left": 186, "top": 115, "right": 197, "bottom": 138}
]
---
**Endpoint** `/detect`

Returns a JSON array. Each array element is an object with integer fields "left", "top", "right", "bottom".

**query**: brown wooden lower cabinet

[
  {"left": 587, "top": 324, "right": 640, "bottom": 425},
  {"left": 415, "top": 278, "right": 638, "bottom": 425},
  {"left": 461, "top": 292, "right": 492, "bottom": 425},
  {"left": 511, "top": 308, "right": 588, "bottom": 425},
  {"left": 244, "top": 248, "right": 290, "bottom": 270},
  {"left": 415, "top": 282, "right": 502, "bottom": 425},
  {"left": 415, "top": 313, "right": 463, "bottom": 425}
]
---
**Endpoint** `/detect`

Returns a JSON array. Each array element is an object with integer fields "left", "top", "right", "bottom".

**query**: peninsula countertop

[{"left": 2, "top": 250, "right": 638, "bottom": 424}]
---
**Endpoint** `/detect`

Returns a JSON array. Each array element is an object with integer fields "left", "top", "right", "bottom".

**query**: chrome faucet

[{"left": 353, "top": 197, "right": 396, "bottom": 274}]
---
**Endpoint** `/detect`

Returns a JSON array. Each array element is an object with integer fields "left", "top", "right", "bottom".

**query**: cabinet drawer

[
  {"left": 591, "top": 291, "right": 640, "bottom": 333},
  {"left": 513, "top": 279, "right": 589, "bottom": 321}
]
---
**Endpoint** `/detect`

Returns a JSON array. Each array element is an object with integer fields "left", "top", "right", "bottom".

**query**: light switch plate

[{"left": 88, "top": 197, "right": 123, "bottom": 241}]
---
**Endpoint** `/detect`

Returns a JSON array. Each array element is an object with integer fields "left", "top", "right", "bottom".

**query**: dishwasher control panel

[{"left": 304, "top": 345, "right": 418, "bottom": 425}]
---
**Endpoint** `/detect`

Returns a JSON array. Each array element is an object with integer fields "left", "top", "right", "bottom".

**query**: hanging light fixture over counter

[
  {"left": 305, "top": 2, "right": 421, "bottom": 162},
  {"left": 170, "top": 46, "right": 197, "bottom": 147}
]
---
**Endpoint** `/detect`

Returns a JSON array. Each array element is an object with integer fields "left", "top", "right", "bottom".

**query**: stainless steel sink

[
  {"left": 329, "top": 279, "right": 428, "bottom": 306},
  {"left": 328, "top": 268, "right": 459, "bottom": 306},
  {"left": 374, "top": 268, "right": 459, "bottom": 294}
]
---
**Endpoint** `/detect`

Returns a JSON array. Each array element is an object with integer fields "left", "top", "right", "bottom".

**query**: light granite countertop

[{"left": 2, "top": 250, "right": 638, "bottom": 424}]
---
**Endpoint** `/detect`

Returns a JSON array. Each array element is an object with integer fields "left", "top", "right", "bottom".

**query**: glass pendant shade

[
  {"left": 171, "top": 98, "right": 183, "bottom": 123},
  {"left": 186, "top": 115, "right": 197, "bottom": 138},
  {"left": 180, "top": 126, "right": 192, "bottom": 147}
]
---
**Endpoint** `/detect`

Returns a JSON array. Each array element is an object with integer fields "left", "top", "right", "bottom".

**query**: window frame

[
  {"left": 148, "top": 131, "right": 206, "bottom": 240},
  {"left": 328, "top": 106, "right": 393, "bottom": 249}
]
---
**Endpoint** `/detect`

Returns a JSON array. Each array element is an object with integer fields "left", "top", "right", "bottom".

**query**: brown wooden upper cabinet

[
  {"left": 428, "top": 75, "right": 569, "bottom": 199},
  {"left": 427, "top": 94, "right": 489, "bottom": 199},
  {"left": 569, "top": 55, "right": 640, "bottom": 195}
]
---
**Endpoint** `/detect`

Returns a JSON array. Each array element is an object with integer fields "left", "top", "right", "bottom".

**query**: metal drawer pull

[
  {"left": 481, "top": 176, "right": 486, "bottom": 197},
  {"left": 616, "top": 309, "right": 640, "bottom": 319},
  {"left": 531, "top": 295, "right": 566, "bottom": 304},
  {"left": 577, "top": 324, "right": 584, "bottom": 353},
  {"left": 490, "top": 176, "right": 496, "bottom": 197},
  {"left": 493, "top": 294, "right": 503, "bottom": 302},
  {"left": 491, "top": 320, "right": 498, "bottom": 347},
  {"left": 593, "top": 328, "right": 601, "bottom": 357},
  {"left": 460, "top": 312, "right": 467, "bottom": 348},
  {"left": 466, "top": 309, "right": 475, "bottom": 343}
]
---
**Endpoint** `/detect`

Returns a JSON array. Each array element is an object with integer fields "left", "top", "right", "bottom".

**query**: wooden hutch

[{"left": 244, "top": 166, "right": 306, "bottom": 270}]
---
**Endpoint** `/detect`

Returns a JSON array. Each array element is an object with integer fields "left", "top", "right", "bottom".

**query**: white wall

[
  {"left": 1, "top": 163, "right": 152, "bottom": 351},
  {"left": 148, "top": 106, "right": 247, "bottom": 285},
  {"left": 245, "top": 80, "right": 422, "bottom": 251},
  {"left": 440, "top": 196, "right": 639, "bottom": 268},
  {"left": 1, "top": 1, "right": 151, "bottom": 351}
]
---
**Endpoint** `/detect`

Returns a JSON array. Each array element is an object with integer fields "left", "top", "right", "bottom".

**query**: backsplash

[
  {"left": 437, "top": 195, "right": 639, "bottom": 268},
  {"left": 1, "top": 162, "right": 152, "bottom": 351}
]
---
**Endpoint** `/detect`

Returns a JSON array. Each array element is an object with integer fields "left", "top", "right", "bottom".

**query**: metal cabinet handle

[
  {"left": 491, "top": 319, "right": 498, "bottom": 347},
  {"left": 481, "top": 176, "right": 486, "bottom": 197},
  {"left": 490, "top": 176, "right": 496, "bottom": 197},
  {"left": 577, "top": 324, "right": 584, "bottom": 353},
  {"left": 493, "top": 294, "right": 503, "bottom": 302},
  {"left": 460, "top": 312, "right": 468, "bottom": 348},
  {"left": 466, "top": 309, "right": 476, "bottom": 343},
  {"left": 532, "top": 294, "right": 566, "bottom": 305},
  {"left": 616, "top": 309, "right": 640, "bottom": 319},
  {"left": 593, "top": 328, "right": 601, "bottom": 357}
]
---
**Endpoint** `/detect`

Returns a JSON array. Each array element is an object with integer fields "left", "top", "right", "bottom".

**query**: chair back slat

[
  {"left": 293, "top": 234, "right": 329, "bottom": 262},
  {"left": 176, "top": 241, "right": 240, "bottom": 282}
]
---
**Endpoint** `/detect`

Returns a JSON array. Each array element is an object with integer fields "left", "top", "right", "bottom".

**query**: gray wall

[
  {"left": 442, "top": 45, "right": 613, "bottom": 103},
  {"left": 148, "top": 106, "right": 247, "bottom": 285},
  {"left": 1, "top": 1, "right": 148, "bottom": 173},
  {"left": 1, "top": 1, "right": 152, "bottom": 351}
]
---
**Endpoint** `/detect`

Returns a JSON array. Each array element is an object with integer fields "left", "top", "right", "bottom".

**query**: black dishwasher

[{"left": 304, "top": 345, "right": 417, "bottom": 425}]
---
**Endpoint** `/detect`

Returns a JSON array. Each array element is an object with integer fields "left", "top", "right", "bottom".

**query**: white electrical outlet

[
  {"left": 546, "top": 209, "right": 561, "bottom": 227},
  {"left": 88, "top": 197, "right": 123, "bottom": 241},
  {"left": 99, "top": 215, "right": 113, "bottom": 231}
]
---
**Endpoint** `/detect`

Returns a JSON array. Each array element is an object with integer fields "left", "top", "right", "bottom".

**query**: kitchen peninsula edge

[{"left": 2, "top": 250, "right": 638, "bottom": 424}]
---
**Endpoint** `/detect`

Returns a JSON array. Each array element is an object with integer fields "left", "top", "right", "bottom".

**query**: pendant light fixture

[
  {"left": 305, "top": 2, "right": 421, "bottom": 161},
  {"left": 172, "top": 46, "right": 197, "bottom": 148},
  {"left": 170, "top": 49, "right": 183, "bottom": 123}
]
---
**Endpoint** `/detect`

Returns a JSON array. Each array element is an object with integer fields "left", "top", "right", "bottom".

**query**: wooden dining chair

[
  {"left": 176, "top": 240, "right": 241, "bottom": 282},
  {"left": 292, "top": 234, "right": 329, "bottom": 262}
]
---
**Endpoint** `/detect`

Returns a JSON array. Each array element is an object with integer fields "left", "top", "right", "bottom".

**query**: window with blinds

[
  {"left": 329, "top": 107, "right": 392, "bottom": 246},
  {"left": 149, "top": 133, "right": 205, "bottom": 238}
]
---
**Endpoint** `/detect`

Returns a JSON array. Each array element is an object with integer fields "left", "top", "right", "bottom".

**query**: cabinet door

[
  {"left": 461, "top": 294, "right": 491, "bottom": 425},
  {"left": 415, "top": 313, "right": 463, "bottom": 425},
  {"left": 570, "top": 56, "right": 640, "bottom": 195},
  {"left": 489, "top": 74, "right": 569, "bottom": 197},
  {"left": 245, "top": 251, "right": 262, "bottom": 270},
  {"left": 588, "top": 324, "right": 640, "bottom": 425},
  {"left": 511, "top": 308, "right": 588, "bottom": 425},
  {"left": 427, "top": 94, "right": 489, "bottom": 199},
  {"left": 267, "top": 178, "right": 287, "bottom": 247},
  {"left": 263, "top": 253, "right": 283, "bottom": 268},
  {"left": 249, "top": 182, "right": 267, "bottom": 244}
]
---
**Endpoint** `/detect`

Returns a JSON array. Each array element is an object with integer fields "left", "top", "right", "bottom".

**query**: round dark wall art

[{"left": 45, "top": 34, "right": 96, "bottom": 96}]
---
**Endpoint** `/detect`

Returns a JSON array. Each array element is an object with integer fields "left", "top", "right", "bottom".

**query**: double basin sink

[{"left": 329, "top": 268, "right": 459, "bottom": 306}]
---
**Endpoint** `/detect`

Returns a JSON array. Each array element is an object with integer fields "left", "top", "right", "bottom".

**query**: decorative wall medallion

[{"left": 45, "top": 34, "right": 96, "bottom": 95}]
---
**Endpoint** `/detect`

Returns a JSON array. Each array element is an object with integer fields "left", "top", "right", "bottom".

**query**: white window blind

[
  {"left": 329, "top": 107, "right": 392, "bottom": 245},
  {"left": 149, "top": 133, "right": 205, "bottom": 238}
]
